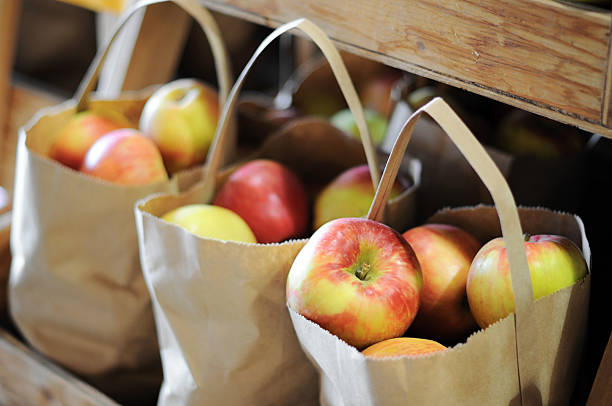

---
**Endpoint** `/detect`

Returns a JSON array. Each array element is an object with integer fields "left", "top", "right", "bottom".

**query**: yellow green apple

[
  {"left": 139, "top": 78, "right": 220, "bottom": 173},
  {"left": 495, "top": 110, "right": 584, "bottom": 160},
  {"left": 161, "top": 204, "right": 256, "bottom": 243},
  {"left": 313, "top": 165, "right": 405, "bottom": 230},
  {"left": 287, "top": 217, "right": 423, "bottom": 349},
  {"left": 407, "top": 86, "right": 437, "bottom": 111},
  {"left": 330, "top": 108, "right": 388, "bottom": 147},
  {"left": 402, "top": 224, "right": 481, "bottom": 343},
  {"left": 467, "top": 234, "right": 588, "bottom": 329},
  {"left": 80, "top": 129, "right": 168, "bottom": 185},
  {"left": 362, "top": 337, "right": 446, "bottom": 358},
  {"left": 49, "top": 111, "right": 133, "bottom": 169}
]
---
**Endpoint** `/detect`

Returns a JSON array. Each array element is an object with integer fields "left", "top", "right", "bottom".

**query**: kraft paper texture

[
  {"left": 289, "top": 98, "right": 591, "bottom": 406},
  {"left": 8, "top": 0, "right": 231, "bottom": 401},
  {"left": 135, "top": 119, "right": 420, "bottom": 405},
  {"left": 290, "top": 207, "right": 590, "bottom": 405},
  {"left": 134, "top": 17, "right": 420, "bottom": 405},
  {"left": 8, "top": 96, "right": 175, "bottom": 401}
]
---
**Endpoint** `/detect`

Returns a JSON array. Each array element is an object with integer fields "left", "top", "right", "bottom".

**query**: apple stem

[
  {"left": 523, "top": 233, "right": 531, "bottom": 242},
  {"left": 356, "top": 263, "right": 371, "bottom": 280}
]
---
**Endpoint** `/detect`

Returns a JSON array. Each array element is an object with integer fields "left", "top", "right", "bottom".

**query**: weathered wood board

[{"left": 198, "top": 0, "right": 612, "bottom": 137}]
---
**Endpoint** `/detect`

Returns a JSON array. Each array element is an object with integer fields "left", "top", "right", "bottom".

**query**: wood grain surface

[
  {"left": 0, "top": 329, "right": 119, "bottom": 406},
  {"left": 198, "top": 0, "right": 612, "bottom": 136}
]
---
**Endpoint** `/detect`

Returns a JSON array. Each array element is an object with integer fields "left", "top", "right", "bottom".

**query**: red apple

[
  {"left": 359, "top": 74, "right": 401, "bottom": 118},
  {"left": 80, "top": 129, "right": 168, "bottom": 185},
  {"left": 362, "top": 337, "right": 446, "bottom": 358},
  {"left": 213, "top": 159, "right": 308, "bottom": 243},
  {"left": 467, "top": 234, "right": 588, "bottom": 329},
  {"left": 286, "top": 217, "right": 423, "bottom": 349},
  {"left": 313, "top": 165, "right": 405, "bottom": 230},
  {"left": 139, "top": 78, "right": 220, "bottom": 173},
  {"left": 49, "top": 111, "right": 133, "bottom": 169},
  {"left": 402, "top": 224, "right": 481, "bottom": 343}
]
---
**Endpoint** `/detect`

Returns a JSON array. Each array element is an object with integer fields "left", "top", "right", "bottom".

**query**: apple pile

[
  {"left": 161, "top": 159, "right": 309, "bottom": 244},
  {"left": 162, "top": 152, "right": 409, "bottom": 244},
  {"left": 286, "top": 217, "right": 588, "bottom": 358},
  {"left": 47, "top": 78, "right": 220, "bottom": 185}
]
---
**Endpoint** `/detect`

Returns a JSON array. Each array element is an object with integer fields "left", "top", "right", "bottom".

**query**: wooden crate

[
  {"left": 198, "top": 0, "right": 612, "bottom": 138},
  {"left": 0, "top": 329, "right": 119, "bottom": 405}
]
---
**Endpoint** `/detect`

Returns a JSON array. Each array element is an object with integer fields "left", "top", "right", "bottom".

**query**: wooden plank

[
  {"left": 197, "top": 0, "right": 612, "bottom": 137},
  {"left": 0, "top": 329, "right": 119, "bottom": 406},
  {"left": 1, "top": 84, "right": 62, "bottom": 194},
  {"left": 0, "top": 0, "right": 22, "bottom": 154},
  {"left": 586, "top": 331, "right": 612, "bottom": 406},
  {"left": 605, "top": 9, "right": 612, "bottom": 127},
  {"left": 96, "top": 3, "right": 191, "bottom": 96},
  {"left": 121, "top": 3, "right": 191, "bottom": 90}
]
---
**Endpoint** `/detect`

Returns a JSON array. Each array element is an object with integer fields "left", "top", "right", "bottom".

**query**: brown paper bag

[
  {"left": 135, "top": 18, "right": 420, "bottom": 405},
  {"left": 8, "top": 0, "right": 231, "bottom": 401},
  {"left": 288, "top": 97, "right": 591, "bottom": 405},
  {"left": 395, "top": 106, "right": 585, "bottom": 219}
]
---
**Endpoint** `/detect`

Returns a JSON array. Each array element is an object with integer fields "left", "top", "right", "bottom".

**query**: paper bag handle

[
  {"left": 74, "top": 0, "right": 231, "bottom": 113},
  {"left": 198, "top": 18, "right": 380, "bottom": 203},
  {"left": 368, "top": 97, "right": 534, "bottom": 402}
]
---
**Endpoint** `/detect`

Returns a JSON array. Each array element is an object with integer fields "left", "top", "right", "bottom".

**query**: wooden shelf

[
  {"left": 198, "top": 0, "right": 612, "bottom": 137},
  {"left": 0, "top": 329, "right": 119, "bottom": 406}
]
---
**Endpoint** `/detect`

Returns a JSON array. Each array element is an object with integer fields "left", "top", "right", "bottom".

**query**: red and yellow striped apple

[
  {"left": 313, "top": 165, "right": 405, "bottom": 230},
  {"left": 287, "top": 217, "right": 423, "bottom": 349},
  {"left": 402, "top": 224, "right": 481, "bottom": 343},
  {"left": 49, "top": 111, "right": 132, "bottom": 169},
  {"left": 80, "top": 129, "right": 168, "bottom": 185},
  {"left": 362, "top": 337, "right": 446, "bottom": 358},
  {"left": 467, "top": 234, "right": 588, "bottom": 329},
  {"left": 139, "top": 78, "right": 219, "bottom": 173},
  {"left": 213, "top": 159, "right": 309, "bottom": 243}
]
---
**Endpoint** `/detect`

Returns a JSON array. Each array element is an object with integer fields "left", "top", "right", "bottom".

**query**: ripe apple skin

[
  {"left": 139, "top": 78, "right": 219, "bottom": 173},
  {"left": 330, "top": 108, "right": 387, "bottom": 147},
  {"left": 80, "top": 129, "right": 168, "bottom": 185},
  {"left": 49, "top": 111, "right": 131, "bottom": 169},
  {"left": 467, "top": 234, "right": 588, "bottom": 329},
  {"left": 161, "top": 204, "right": 256, "bottom": 243},
  {"left": 213, "top": 159, "right": 308, "bottom": 243},
  {"left": 313, "top": 165, "right": 404, "bottom": 230},
  {"left": 402, "top": 224, "right": 481, "bottom": 343},
  {"left": 360, "top": 74, "right": 401, "bottom": 118},
  {"left": 362, "top": 337, "right": 446, "bottom": 358},
  {"left": 496, "top": 110, "right": 584, "bottom": 160},
  {"left": 287, "top": 217, "right": 423, "bottom": 349}
]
